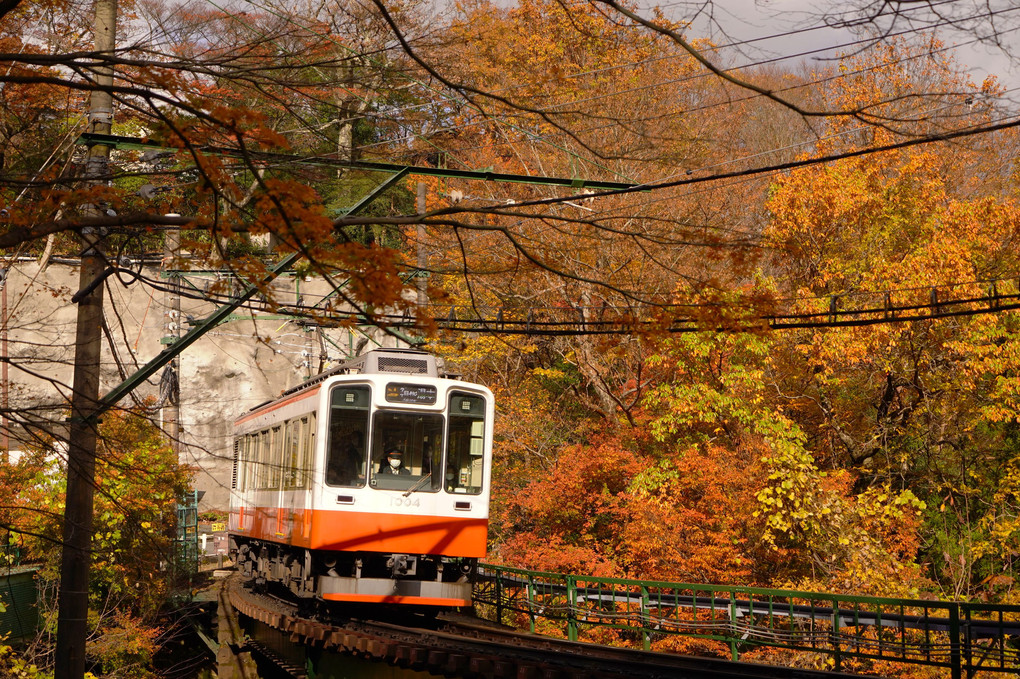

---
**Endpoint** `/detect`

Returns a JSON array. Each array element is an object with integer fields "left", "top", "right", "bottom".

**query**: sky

[{"left": 670, "top": 0, "right": 1020, "bottom": 94}]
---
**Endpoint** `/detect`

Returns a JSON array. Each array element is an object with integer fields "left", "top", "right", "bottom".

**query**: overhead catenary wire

[
  {"left": 119, "top": 261, "right": 1020, "bottom": 337},
  {"left": 17, "top": 0, "right": 1006, "bottom": 221},
  {"left": 201, "top": 0, "right": 637, "bottom": 185},
  {"left": 73, "top": 95, "right": 1020, "bottom": 228},
  {"left": 11, "top": 5, "right": 1015, "bottom": 348}
]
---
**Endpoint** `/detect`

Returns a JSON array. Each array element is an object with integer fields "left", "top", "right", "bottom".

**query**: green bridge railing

[{"left": 473, "top": 563, "right": 1020, "bottom": 678}]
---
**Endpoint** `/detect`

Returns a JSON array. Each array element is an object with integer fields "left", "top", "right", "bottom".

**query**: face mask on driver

[{"left": 389, "top": 457, "right": 401, "bottom": 469}]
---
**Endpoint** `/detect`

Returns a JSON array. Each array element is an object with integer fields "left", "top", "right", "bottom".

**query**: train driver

[{"left": 379, "top": 447, "right": 411, "bottom": 475}]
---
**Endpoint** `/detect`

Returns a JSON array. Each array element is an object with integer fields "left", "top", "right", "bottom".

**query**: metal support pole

[
  {"left": 495, "top": 570, "right": 503, "bottom": 626},
  {"left": 162, "top": 225, "right": 181, "bottom": 456},
  {"left": 832, "top": 601, "right": 842, "bottom": 672},
  {"left": 416, "top": 182, "right": 427, "bottom": 312}
]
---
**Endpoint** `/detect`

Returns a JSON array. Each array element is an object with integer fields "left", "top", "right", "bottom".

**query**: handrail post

[
  {"left": 495, "top": 568, "right": 503, "bottom": 626},
  {"left": 641, "top": 586, "right": 651, "bottom": 651},
  {"left": 527, "top": 574, "right": 536, "bottom": 634},
  {"left": 832, "top": 600, "right": 842, "bottom": 672},
  {"left": 949, "top": 603, "right": 962, "bottom": 679},
  {"left": 962, "top": 605, "right": 973, "bottom": 679},
  {"left": 729, "top": 590, "right": 739, "bottom": 662},
  {"left": 567, "top": 576, "right": 578, "bottom": 642}
]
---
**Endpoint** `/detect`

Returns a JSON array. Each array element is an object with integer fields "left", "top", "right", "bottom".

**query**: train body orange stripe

[
  {"left": 321, "top": 593, "right": 469, "bottom": 606},
  {"left": 230, "top": 507, "right": 488, "bottom": 557}
]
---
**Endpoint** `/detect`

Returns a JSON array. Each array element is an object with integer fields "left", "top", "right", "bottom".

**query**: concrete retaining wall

[{"left": 4, "top": 260, "right": 396, "bottom": 510}]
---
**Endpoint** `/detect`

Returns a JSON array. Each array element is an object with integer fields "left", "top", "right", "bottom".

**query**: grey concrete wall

[{"left": 4, "top": 260, "right": 399, "bottom": 511}]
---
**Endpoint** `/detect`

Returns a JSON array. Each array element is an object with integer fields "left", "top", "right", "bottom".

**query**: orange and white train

[{"left": 228, "top": 348, "right": 493, "bottom": 608}]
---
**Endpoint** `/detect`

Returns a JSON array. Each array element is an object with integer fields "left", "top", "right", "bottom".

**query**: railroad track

[{"left": 226, "top": 576, "right": 877, "bottom": 679}]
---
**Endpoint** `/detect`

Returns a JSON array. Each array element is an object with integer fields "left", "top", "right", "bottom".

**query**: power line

[
  {"left": 354, "top": 0, "right": 1016, "bottom": 151},
  {"left": 156, "top": 267, "right": 1020, "bottom": 337},
  {"left": 500, "top": 109, "right": 1020, "bottom": 210},
  {"left": 430, "top": 26, "right": 1016, "bottom": 179},
  {"left": 407, "top": 287, "right": 1020, "bottom": 336}
]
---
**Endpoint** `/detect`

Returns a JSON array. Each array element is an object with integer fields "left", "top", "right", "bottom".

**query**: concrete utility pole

[{"left": 55, "top": 0, "right": 117, "bottom": 676}]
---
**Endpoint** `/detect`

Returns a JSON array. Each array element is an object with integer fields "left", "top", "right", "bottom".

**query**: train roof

[{"left": 245, "top": 349, "right": 464, "bottom": 414}]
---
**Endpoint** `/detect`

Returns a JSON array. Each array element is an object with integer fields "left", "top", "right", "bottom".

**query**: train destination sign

[{"left": 385, "top": 383, "right": 438, "bottom": 405}]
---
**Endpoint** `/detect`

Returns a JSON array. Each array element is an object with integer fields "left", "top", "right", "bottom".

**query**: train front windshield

[
  {"left": 370, "top": 411, "right": 444, "bottom": 491},
  {"left": 325, "top": 384, "right": 486, "bottom": 495}
]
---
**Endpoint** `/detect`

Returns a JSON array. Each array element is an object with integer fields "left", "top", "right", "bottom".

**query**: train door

[
  {"left": 230, "top": 433, "right": 254, "bottom": 534},
  {"left": 270, "top": 426, "right": 286, "bottom": 537},
  {"left": 281, "top": 415, "right": 314, "bottom": 542}
]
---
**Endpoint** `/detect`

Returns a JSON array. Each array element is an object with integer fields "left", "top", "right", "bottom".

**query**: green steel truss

[{"left": 77, "top": 132, "right": 638, "bottom": 191}]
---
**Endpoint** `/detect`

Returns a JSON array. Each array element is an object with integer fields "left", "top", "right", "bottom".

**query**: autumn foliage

[
  {"left": 449, "top": 11, "right": 1020, "bottom": 611},
  {"left": 4, "top": 0, "right": 1020, "bottom": 674},
  {"left": 1, "top": 410, "right": 192, "bottom": 677}
]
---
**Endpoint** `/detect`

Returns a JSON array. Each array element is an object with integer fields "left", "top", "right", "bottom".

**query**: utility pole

[
  {"left": 55, "top": 0, "right": 117, "bottom": 676},
  {"left": 2, "top": 267, "right": 9, "bottom": 460}
]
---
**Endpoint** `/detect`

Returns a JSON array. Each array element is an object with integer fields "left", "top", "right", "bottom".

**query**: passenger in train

[{"left": 379, "top": 447, "right": 411, "bottom": 475}]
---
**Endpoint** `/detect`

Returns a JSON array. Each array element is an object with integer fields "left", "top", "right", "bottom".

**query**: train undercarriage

[{"left": 232, "top": 538, "right": 477, "bottom": 608}]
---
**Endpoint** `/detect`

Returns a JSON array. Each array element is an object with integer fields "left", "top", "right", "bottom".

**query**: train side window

[
  {"left": 294, "top": 416, "right": 309, "bottom": 489},
  {"left": 241, "top": 434, "right": 253, "bottom": 492},
  {"left": 245, "top": 434, "right": 254, "bottom": 491},
  {"left": 270, "top": 426, "right": 283, "bottom": 489},
  {"left": 246, "top": 433, "right": 257, "bottom": 491},
  {"left": 445, "top": 393, "right": 486, "bottom": 495},
  {"left": 284, "top": 420, "right": 301, "bottom": 489},
  {"left": 306, "top": 413, "right": 316, "bottom": 487},
  {"left": 326, "top": 386, "right": 370, "bottom": 487},
  {"left": 258, "top": 431, "right": 270, "bottom": 489}
]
